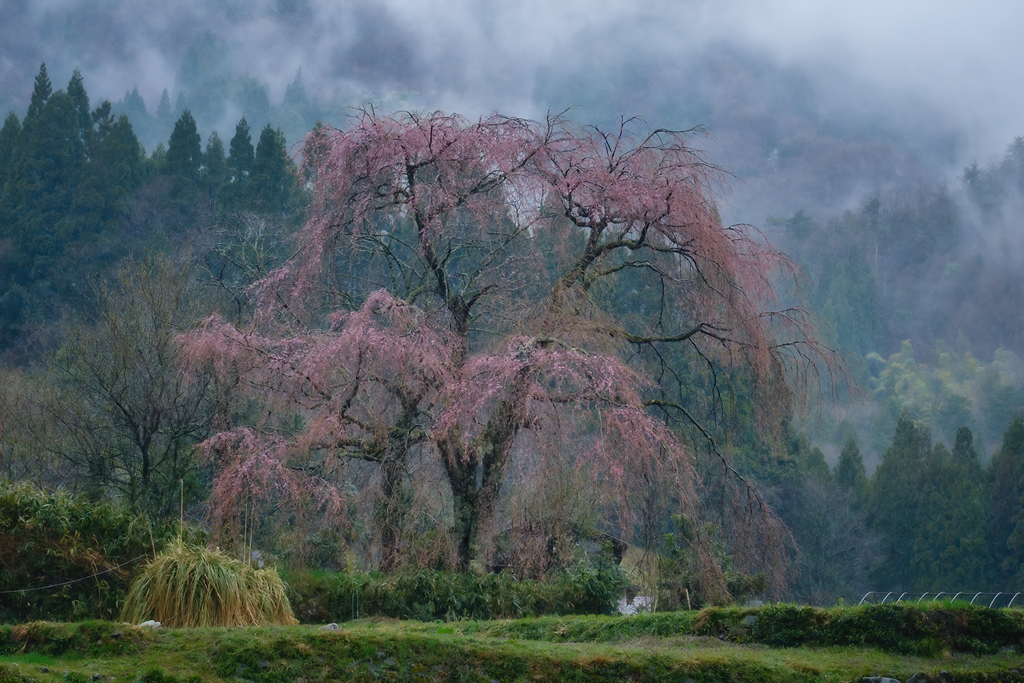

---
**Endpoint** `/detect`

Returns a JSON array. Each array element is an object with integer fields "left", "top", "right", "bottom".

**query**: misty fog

[{"left": 4, "top": 1, "right": 1020, "bottom": 159}]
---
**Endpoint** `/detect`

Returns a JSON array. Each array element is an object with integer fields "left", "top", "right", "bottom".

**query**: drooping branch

[{"left": 179, "top": 109, "right": 838, "bottom": 582}]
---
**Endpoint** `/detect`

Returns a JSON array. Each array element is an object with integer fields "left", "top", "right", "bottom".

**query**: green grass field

[{"left": 2, "top": 606, "right": 1024, "bottom": 682}]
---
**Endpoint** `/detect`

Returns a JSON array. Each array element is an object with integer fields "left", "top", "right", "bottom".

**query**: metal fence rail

[{"left": 858, "top": 591, "right": 1024, "bottom": 608}]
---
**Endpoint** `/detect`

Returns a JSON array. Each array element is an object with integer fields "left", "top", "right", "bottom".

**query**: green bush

[
  {"left": 749, "top": 603, "right": 822, "bottom": 647},
  {"left": 658, "top": 514, "right": 767, "bottom": 610},
  {"left": 705, "top": 602, "right": 1024, "bottom": 655},
  {"left": 554, "top": 554, "right": 628, "bottom": 615},
  {"left": 286, "top": 557, "right": 626, "bottom": 623},
  {"left": 817, "top": 603, "right": 1024, "bottom": 655},
  {"left": 0, "top": 481, "right": 185, "bottom": 623}
]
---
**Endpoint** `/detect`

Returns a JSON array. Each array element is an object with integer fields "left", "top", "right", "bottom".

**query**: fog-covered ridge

[{"left": 3, "top": 1, "right": 1019, "bottom": 154}]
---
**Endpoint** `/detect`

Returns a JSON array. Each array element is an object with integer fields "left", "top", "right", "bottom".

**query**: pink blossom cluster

[{"left": 178, "top": 110, "right": 826, "bottom": 577}]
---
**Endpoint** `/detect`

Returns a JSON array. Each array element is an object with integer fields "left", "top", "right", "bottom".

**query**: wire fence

[
  {"left": 858, "top": 591, "right": 1024, "bottom": 609},
  {"left": 0, "top": 554, "right": 149, "bottom": 595}
]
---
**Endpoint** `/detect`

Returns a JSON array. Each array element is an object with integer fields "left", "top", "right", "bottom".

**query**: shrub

[
  {"left": 658, "top": 514, "right": 768, "bottom": 610},
  {"left": 749, "top": 603, "right": 822, "bottom": 647},
  {"left": 554, "top": 554, "right": 628, "bottom": 615},
  {"left": 0, "top": 481, "right": 180, "bottom": 623},
  {"left": 0, "top": 662, "right": 37, "bottom": 683},
  {"left": 692, "top": 602, "right": 1024, "bottom": 655},
  {"left": 120, "top": 539, "right": 297, "bottom": 627},
  {"left": 286, "top": 556, "right": 626, "bottom": 623}
]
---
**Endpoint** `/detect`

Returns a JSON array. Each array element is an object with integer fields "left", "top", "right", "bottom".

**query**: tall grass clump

[{"left": 120, "top": 539, "right": 297, "bottom": 627}]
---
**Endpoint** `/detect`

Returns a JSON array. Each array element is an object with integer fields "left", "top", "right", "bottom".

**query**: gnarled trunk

[
  {"left": 377, "top": 449, "right": 409, "bottom": 573},
  {"left": 440, "top": 368, "right": 531, "bottom": 568}
]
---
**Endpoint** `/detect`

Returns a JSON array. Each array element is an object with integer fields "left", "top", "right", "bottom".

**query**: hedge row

[
  {"left": 738, "top": 602, "right": 1024, "bottom": 655},
  {"left": 284, "top": 559, "right": 627, "bottom": 623},
  {"left": 457, "top": 603, "right": 1024, "bottom": 656}
]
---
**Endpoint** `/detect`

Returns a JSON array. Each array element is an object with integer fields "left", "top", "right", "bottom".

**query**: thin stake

[
  {"left": 179, "top": 479, "right": 184, "bottom": 542},
  {"left": 248, "top": 499, "right": 255, "bottom": 566},
  {"left": 242, "top": 497, "right": 249, "bottom": 563}
]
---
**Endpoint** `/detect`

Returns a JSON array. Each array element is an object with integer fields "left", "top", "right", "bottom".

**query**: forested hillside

[
  {"left": 1, "top": 50, "right": 1023, "bottom": 610},
  {"left": 0, "top": 64, "right": 302, "bottom": 358}
]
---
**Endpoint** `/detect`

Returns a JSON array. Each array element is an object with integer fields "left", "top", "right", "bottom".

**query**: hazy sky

[
  {"left": 714, "top": 0, "right": 1024, "bottom": 158},
  {"left": 1, "top": 0, "right": 1020, "bottom": 162}
]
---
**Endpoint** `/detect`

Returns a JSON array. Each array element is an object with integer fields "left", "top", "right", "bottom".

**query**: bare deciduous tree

[{"left": 35, "top": 257, "right": 217, "bottom": 518}]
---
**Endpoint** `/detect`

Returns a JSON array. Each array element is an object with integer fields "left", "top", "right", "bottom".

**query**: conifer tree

[
  {"left": 0, "top": 111, "right": 23, "bottom": 323},
  {"left": 279, "top": 68, "right": 313, "bottom": 142},
  {"left": 149, "top": 142, "right": 167, "bottom": 175},
  {"left": 834, "top": 434, "right": 868, "bottom": 508},
  {"left": 3, "top": 90, "right": 85, "bottom": 279},
  {"left": 155, "top": 89, "right": 171, "bottom": 121},
  {"left": 0, "top": 112, "right": 20, "bottom": 190},
  {"left": 203, "top": 131, "right": 227, "bottom": 200},
  {"left": 67, "top": 100, "right": 109, "bottom": 241},
  {"left": 175, "top": 32, "right": 231, "bottom": 125},
  {"left": 232, "top": 76, "right": 271, "bottom": 129},
  {"left": 282, "top": 69, "right": 309, "bottom": 114},
  {"left": 66, "top": 69, "right": 92, "bottom": 144},
  {"left": 227, "top": 117, "right": 254, "bottom": 181},
  {"left": 250, "top": 124, "right": 294, "bottom": 213},
  {"left": 867, "top": 414, "right": 931, "bottom": 589},
  {"left": 911, "top": 430, "right": 987, "bottom": 589},
  {"left": 166, "top": 110, "right": 202, "bottom": 182},
  {"left": 73, "top": 103, "right": 143, "bottom": 238},
  {"left": 990, "top": 416, "right": 1024, "bottom": 584},
  {"left": 108, "top": 115, "right": 144, "bottom": 187},
  {"left": 25, "top": 64, "right": 52, "bottom": 123},
  {"left": 952, "top": 425, "right": 983, "bottom": 483},
  {"left": 122, "top": 86, "right": 147, "bottom": 119},
  {"left": 0, "top": 73, "right": 92, "bottom": 345}
]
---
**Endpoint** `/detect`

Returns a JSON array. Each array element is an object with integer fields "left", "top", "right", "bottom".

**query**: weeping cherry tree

[{"left": 180, "top": 110, "right": 830, "bottom": 589}]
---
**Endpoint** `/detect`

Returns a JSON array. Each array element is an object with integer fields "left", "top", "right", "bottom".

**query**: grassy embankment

[{"left": 2, "top": 604, "right": 1024, "bottom": 682}]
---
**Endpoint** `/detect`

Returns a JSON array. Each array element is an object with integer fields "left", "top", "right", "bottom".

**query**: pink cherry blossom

[{"left": 180, "top": 110, "right": 834, "bottom": 590}]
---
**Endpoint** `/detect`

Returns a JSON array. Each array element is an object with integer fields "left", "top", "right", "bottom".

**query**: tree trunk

[
  {"left": 441, "top": 369, "right": 530, "bottom": 569},
  {"left": 377, "top": 450, "right": 409, "bottom": 573},
  {"left": 438, "top": 432, "right": 478, "bottom": 568},
  {"left": 376, "top": 402, "right": 420, "bottom": 573}
]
